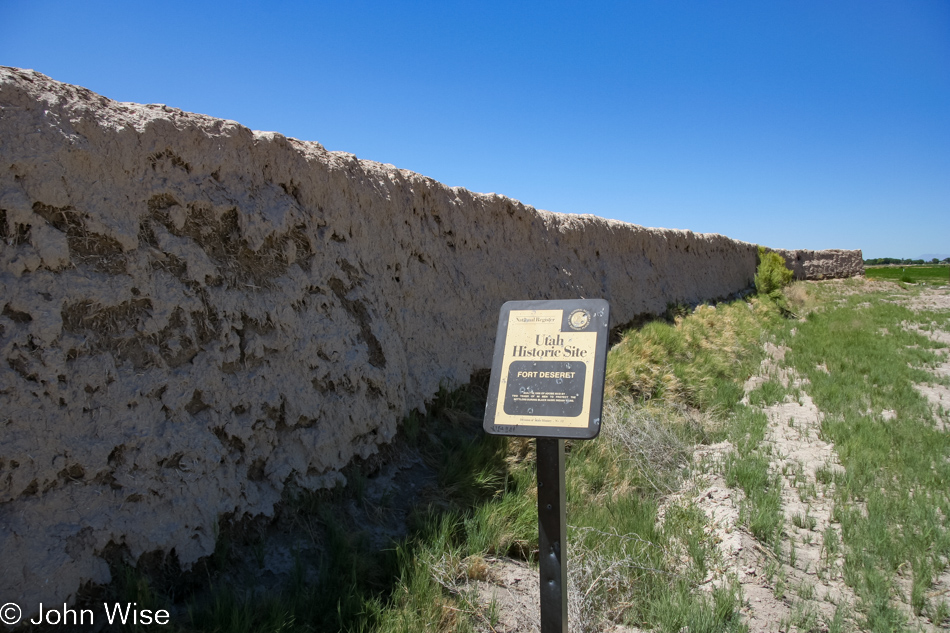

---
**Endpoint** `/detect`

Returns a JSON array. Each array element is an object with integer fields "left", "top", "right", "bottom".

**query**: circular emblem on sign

[{"left": 568, "top": 309, "right": 591, "bottom": 330}]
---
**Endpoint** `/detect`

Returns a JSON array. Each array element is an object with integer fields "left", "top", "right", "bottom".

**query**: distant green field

[{"left": 866, "top": 265, "right": 950, "bottom": 285}]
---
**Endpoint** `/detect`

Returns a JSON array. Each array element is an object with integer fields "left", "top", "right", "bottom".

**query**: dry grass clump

[
  {"left": 606, "top": 298, "right": 780, "bottom": 412},
  {"left": 601, "top": 397, "right": 694, "bottom": 495},
  {"left": 784, "top": 281, "right": 810, "bottom": 309}
]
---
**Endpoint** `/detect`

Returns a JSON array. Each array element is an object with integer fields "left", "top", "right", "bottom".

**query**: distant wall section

[{"left": 774, "top": 249, "right": 865, "bottom": 280}]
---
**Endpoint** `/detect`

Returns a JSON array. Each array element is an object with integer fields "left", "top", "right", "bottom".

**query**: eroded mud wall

[
  {"left": 1, "top": 67, "right": 769, "bottom": 610},
  {"left": 775, "top": 248, "right": 864, "bottom": 280}
]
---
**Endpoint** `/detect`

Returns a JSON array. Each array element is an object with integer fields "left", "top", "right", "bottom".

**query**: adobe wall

[
  {"left": 0, "top": 67, "right": 848, "bottom": 612},
  {"left": 774, "top": 248, "right": 864, "bottom": 280}
]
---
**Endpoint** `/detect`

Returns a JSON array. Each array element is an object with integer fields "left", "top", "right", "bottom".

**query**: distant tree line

[{"left": 864, "top": 257, "right": 950, "bottom": 265}]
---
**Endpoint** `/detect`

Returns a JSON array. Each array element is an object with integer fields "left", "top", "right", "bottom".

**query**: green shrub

[{"left": 755, "top": 247, "right": 794, "bottom": 299}]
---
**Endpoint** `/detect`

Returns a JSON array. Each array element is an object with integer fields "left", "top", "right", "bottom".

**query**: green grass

[
  {"left": 775, "top": 284, "right": 950, "bottom": 631},
  {"left": 721, "top": 404, "right": 785, "bottom": 549},
  {"left": 746, "top": 379, "right": 791, "bottom": 407},
  {"left": 865, "top": 264, "right": 950, "bottom": 286}
]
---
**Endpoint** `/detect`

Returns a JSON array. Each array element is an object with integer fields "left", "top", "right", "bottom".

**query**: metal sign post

[
  {"left": 537, "top": 437, "right": 567, "bottom": 633},
  {"left": 484, "top": 299, "right": 610, "bottom": 633}
]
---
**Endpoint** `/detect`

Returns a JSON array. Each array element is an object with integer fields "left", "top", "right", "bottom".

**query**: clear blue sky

[{"left": 2, "top": 1, "right": 948, "bottom": 259}]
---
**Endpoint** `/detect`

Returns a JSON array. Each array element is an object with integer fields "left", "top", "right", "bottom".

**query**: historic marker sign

[
  {"left": 484, "top": 299, "right": 610, "bottom": 440},
  {"left": 483, "top": 298, "right": 611, "bottom": 632}
]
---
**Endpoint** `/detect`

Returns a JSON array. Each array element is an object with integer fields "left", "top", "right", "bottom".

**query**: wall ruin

[
  {"left": 0, "top": 67, "right": 859, "bottom": 612},
  {"left": 774, "top": 248, "right": 864, "bottom": 280}
]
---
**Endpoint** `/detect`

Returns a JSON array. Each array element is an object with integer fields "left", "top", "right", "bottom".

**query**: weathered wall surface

[
  {"left": 775, "top": 248, "right": 864, "bottom": 280},
  {"left": 0, "top": 67, "right": 848, "bottom": 612}
]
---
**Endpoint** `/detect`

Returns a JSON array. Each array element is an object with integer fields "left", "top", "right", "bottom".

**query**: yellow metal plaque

[{"left": 484, "top": 299, "right": 609, "bottom": 439}]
